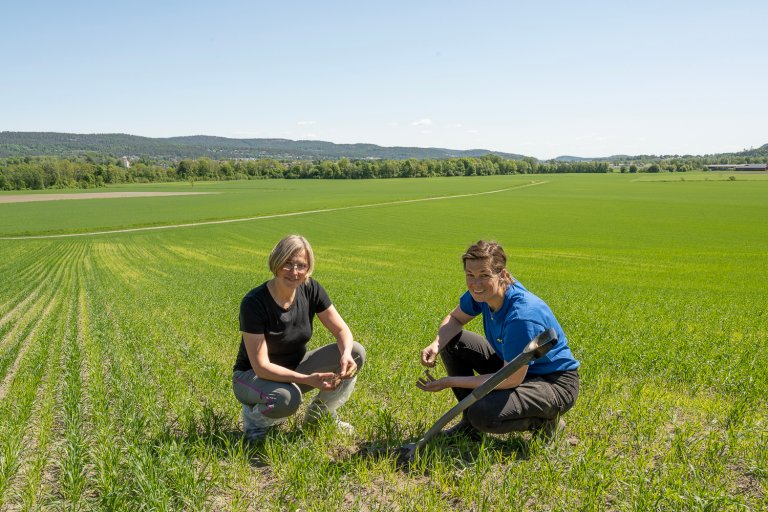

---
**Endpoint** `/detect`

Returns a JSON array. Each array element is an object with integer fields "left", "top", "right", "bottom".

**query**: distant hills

[
  {"left": 0, "top": 132, "right": 766, "bottom": 161},
  {"left": 0, "top": 132, "right": 526, "bottom": 161},
  {"left": 554, "top": 144, "right": 768, "bottom": 161},
  {"left": 735, "top": 144, "right": 768, "bottom": 157}
]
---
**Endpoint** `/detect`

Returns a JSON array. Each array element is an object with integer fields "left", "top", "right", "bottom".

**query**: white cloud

[
  {"left": 297, "top": 120, "right": 317, "bottom": 126},
  {"left": 411, "top": 118, "right": 433, "bottom": 127},
  {"left": 301, "top": 132, "right": 318, "bottom": 139}
]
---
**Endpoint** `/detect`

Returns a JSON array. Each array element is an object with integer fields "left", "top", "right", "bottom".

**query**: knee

[
  {"left": 465, "top": 404, "right": 494, "bottom": 433},
  {"left": 262, "top": 384, "right": 302, "bottom": 419},
  {"left": 443, "top": 331, "right": 464, "bottom": 352},
  {"left": 465, "top": 397, "right": 519, "bottom": 433},
  {"left": 439, "top": 331, "right": 468, "bottom": 363},
  {"left": 352, "top": 341, "right": 366, "bottom": 370}
]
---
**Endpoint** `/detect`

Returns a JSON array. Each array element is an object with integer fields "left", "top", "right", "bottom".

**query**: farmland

[{"left": 1, "top": 173, "right": 767, "bottom": 510}]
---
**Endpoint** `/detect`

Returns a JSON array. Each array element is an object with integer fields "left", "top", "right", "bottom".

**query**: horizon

[
  {"left": 2, "top": 1, "right": 767, "bottom": 160},
  {"left": 3, "top": 130, "right": 764, "bottom": 160}
]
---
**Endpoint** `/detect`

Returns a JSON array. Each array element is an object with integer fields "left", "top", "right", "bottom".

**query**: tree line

[
  {"left": 1, "top": 152, "right": 764, "bottom": 191},
  {"left": 0, "top": 155, "right": 611, "bottom": 190}
]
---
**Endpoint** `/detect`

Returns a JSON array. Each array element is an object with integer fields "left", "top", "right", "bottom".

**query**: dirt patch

[
  {"left": 0, "top": 192, "right": 214, "bottom": 203},
  {"left": 730, "top": 463, "right": 766, "bottom": 499}
]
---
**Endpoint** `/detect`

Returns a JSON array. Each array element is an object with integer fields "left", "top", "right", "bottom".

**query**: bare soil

[{"left": 0, "top": 192, "right": 213, "bottom": 203}]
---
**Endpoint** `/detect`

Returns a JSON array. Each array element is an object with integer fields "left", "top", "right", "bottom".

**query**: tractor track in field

[{"left": 0, "top": 181, "right": 547, "bottom": 240}]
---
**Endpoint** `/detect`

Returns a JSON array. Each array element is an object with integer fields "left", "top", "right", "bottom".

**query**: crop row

[{"left": 1, "top": 176, "right": 766, "bottom": 509}]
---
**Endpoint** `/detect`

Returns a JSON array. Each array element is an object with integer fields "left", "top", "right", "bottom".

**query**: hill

[
  {"left": 0, "top": 132, "right": 527, "bottom": 161},
  {"left": 731, "top": 143, "right": 768, "bottom": 157},
  {"left": 553, "top": 146, "right": 768, "bottom": 162}
]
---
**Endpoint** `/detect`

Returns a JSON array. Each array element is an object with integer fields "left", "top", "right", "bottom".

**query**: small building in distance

[
  {"left": 705, "top": 163, "right": 767, "bottom": 171},
  {"left": 120, "top": 156, "right": 131, "bottom": 168}
]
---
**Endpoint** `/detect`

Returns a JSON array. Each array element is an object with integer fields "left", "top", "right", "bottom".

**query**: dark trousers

[{"left": 441, "top": 330, "right": 579, "bottom": 433}]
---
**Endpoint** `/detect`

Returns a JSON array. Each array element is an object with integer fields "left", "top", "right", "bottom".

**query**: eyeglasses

[{"left": 281, "top": 262, "right": 309, "bottom": 274}]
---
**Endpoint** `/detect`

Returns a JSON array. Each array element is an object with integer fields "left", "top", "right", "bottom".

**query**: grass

[
  {"left": 0, "top": 173, "right": 766, "bottom": 510},
  {"left": 0, "top": 176, "right": 542, "bottom": 237}
]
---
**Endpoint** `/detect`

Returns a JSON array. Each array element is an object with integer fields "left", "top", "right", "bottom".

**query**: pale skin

[
  {"left": 417, "top": 259, "right": 528, "bottom": 392},
  {"left": 242, "top": 249, "right": 357, "bottom": 392}
]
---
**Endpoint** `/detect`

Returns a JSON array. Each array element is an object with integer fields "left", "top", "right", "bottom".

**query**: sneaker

[
  {"left": 334, "top": 418, "right": 355, "bottom": 435},
  {"left": 439, "top": 419, "right": 483, "bottom": 441},
  {"left": 244, "top": 425, "right": 270, "bottom": 443},
  {"left": 242, "top": 404, "right": 282, "bottom": 443},
  {"left": 535, "top": 417, "right": 565, "bottom": 442},
  {"left": 305, "top": 411, "right": 355, "bottom": 435}
]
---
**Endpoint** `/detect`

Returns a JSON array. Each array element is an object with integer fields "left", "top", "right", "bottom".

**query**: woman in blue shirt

[{"left": 418, "top": 240, "right": 579, "bottom": 440}]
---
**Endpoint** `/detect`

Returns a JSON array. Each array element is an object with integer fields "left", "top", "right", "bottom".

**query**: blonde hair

[
  {"left": 462, "top": 240, "right": 513, "bottom": 286},
  {"left": 268, "top": 235, "right": 315, "bottom": 277}
]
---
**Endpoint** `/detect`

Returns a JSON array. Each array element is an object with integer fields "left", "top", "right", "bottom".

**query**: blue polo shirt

[{"left": 459, "top": 280, "right": 579, "bottom": 375}]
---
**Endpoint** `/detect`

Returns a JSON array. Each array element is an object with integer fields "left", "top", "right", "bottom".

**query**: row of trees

[
  {"left": 0, "top": 157, "right": 175, "bottom": 190},
  {"left": 2, "top": 152, "right": 757, "bottom": 191},
  {"left": 0, "top": 155, "right": 614, "bottom": 190}
]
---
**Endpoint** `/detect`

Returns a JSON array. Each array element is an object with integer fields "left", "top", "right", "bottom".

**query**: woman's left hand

[
  {"left": 339, "top": 353, "right": 357, "bottom": 379},
  {"left": 416, "top": 370, "right": 450, "bottom": 392}
]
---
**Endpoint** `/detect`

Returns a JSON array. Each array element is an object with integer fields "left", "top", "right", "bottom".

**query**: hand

[
  {"left": 420, "top": 341, "right": 440, "bottom": 367},
  {"left": 339, "top": 353, "right": 357, "bottom": 379},
  {"left": 306, "top": 372, "right": 340, "bottom": 391},
  {"left": 415, "top": 369, "right": 450, "bottom": 392}
]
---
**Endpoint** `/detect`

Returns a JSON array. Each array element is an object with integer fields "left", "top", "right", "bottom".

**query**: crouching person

[
  {"left": 418, "top": 240, "right": 579, "bottom": 441},
  {"left": 232, "top": 235, "right": 365, "bottom": 442}
]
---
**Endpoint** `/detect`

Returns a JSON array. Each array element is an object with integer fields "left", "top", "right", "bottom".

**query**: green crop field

[{"left": 1, "top": 173, "right": 766, "bottom": 510}]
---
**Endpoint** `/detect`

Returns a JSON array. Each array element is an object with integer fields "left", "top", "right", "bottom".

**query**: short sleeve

[
  {"left": 239, "top": 294, "right": 266, "bottom": 334},
  {"left": 309, "top": 279, "right": 333, "bottom": 313},
  {"left": 459, "top": 291, "right": 481, "bottom": 317},
  {"left": 501, "top": 319, "right": 542, "bottom": 362}
]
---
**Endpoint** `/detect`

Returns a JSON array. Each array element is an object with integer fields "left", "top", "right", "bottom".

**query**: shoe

[
  {"left": 535, "top": 417, "right": 565, "bottom": 442},
  {"left": 304, "top": 410, "right": 355, "bottom": 435},
  {"left": 439, "top": 419, "right": 483, "bottom": 441},
  {"left": 241, "top": 404, "right": 282, "bottom": 443},
  {"left": 244, "top": 425, "right": 270, "bottom": 442},
  {"left": 334, "top": 418, "right": 355, "bottom": 435}
]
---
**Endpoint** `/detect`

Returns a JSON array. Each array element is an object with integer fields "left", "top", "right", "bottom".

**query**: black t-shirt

[{"left": 234, "top": 278, "right": 332, "bottom": 371}]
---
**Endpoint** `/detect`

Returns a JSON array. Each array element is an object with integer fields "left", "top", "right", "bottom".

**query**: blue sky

[{"left": 2, "top": 1, "right": 767, "bottom": 159}]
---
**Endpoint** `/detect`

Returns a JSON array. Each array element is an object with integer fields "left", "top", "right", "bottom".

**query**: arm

[
  {"left": 316, "top": 305, "right": 357, "bottom": 378},
  {"left": 419, "top": 362, "right": 528, "bottom": 392},
  {"left": 420, "top": 306, "right": 475, "bottom": 367},
  {"left": 242, "top": 332, "right": 337, "bottom": 391},
  {"left": 418, "top": 318, "right": 538, "bottom": 393}
]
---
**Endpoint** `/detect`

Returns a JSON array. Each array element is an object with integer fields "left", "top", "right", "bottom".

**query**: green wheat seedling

[{"left": 0, "top": 174, "right": 766, "bottom": 509}]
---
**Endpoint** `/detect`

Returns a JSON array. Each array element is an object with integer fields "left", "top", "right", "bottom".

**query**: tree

[{"left": 177, "top": 160, "right": 194, "bottom": 179}]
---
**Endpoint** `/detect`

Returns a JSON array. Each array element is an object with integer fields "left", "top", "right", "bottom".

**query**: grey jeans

[
  {"left": 232, "top": 341, "right": 366, "bottom": 419},
  {"left": 441, "top": 330, "right": 579, "bottom": 433}
]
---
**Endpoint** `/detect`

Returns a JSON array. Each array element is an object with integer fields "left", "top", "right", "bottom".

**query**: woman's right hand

[
  {"left": 420, "top": 341, "right": 440, "bottom": 367},
  {"left": 304, "top": 372, "right": 340, "bottom": 391}
]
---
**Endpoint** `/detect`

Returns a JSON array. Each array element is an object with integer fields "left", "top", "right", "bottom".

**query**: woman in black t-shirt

[{"left": 232, "top": 235, "right": 366, "bottom": 442}]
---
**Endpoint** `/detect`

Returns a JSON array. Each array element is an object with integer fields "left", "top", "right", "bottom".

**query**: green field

[{"left": 1, "top": 174, "right": 766, "bottom": 510}]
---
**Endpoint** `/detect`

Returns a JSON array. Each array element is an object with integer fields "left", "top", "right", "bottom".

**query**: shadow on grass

[
  {"left": 352, "top": 433, "right": 531, "bottom": 473},
  {"left": 146, "top": 404, "right": 540, "bottom": 474},
  {"left": 141, "top": 404, "right": 273, "bottom": 468},
  {"left": 147, "top": 404, "right": 362, "bottom": 470}
]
